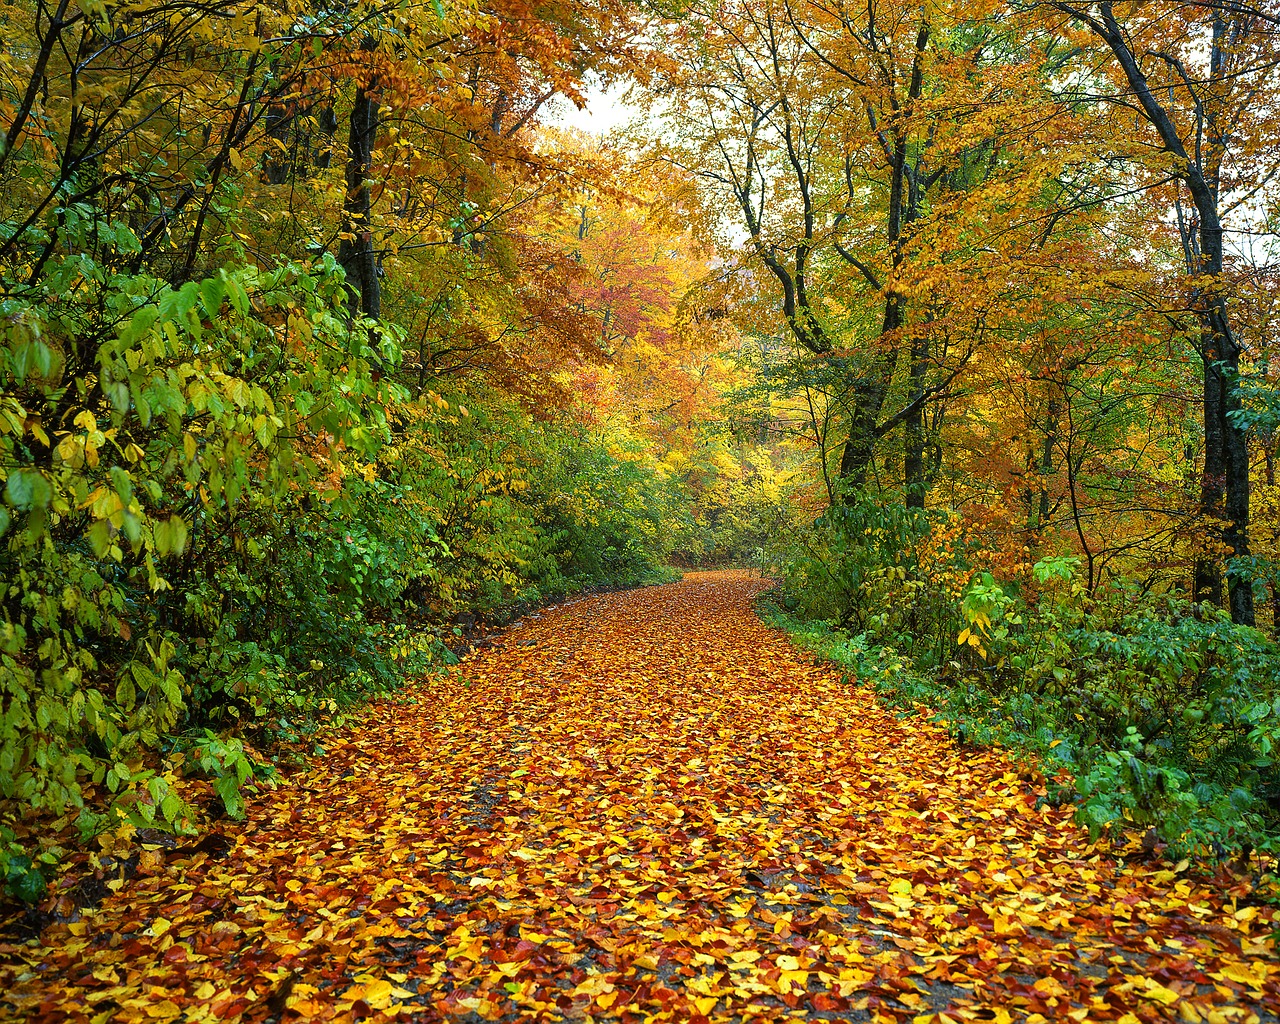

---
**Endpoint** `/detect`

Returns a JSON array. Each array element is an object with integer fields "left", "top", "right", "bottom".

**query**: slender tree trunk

[
  {"left": 1038, "top": 399, "right": 1060, "bottom": 529},
  {"left": 1266, "top": 448, "right": 1279, "bottom": 638},
  {"left": 838, "top": 385, "right": 885, "bottom": 486},
  {"left": 263, "top": 88, "right": 293, "bottom": 186},
  {"left": 338, "top": 83, "right": 381, "bottom": 320},
  {"left": 314, "top": 102, "right": 338, "bottom": 169},
  {"left": 903, "top": 316, "right": 933, "bottom": 508},
  {"left": 903, "top": 335, "right": 927, "bottom": 508},
  {"left": 1195, "top": 311, "right": 1226, "bottom": 607},
  {"left": 1191, "top": 194, "right": 1252, "bottom": 624}
]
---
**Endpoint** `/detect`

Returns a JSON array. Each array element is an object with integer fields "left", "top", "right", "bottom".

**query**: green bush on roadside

[{"left": 763, "top": 496, "right": 1280, "bottom": 861}]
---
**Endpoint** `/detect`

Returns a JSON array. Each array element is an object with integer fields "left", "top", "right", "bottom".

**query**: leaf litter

[{"left": 1, "top": 571, "right": 1275, "bottom": 1024}]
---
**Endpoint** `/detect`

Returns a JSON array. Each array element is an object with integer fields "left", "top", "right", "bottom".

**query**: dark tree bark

[
  {"left": 903, "top": 319, "right": 930, "bottom": 509},
  {"left": 338, "top": 83, "right": 381, "bottom": 320},
  {"left": 836, "top": 21, "right": 931, "bottom": 496},
  {"left": 1037, "top": 399, "right": 1061, "bottom": 530},
  {"left": 839, "top": 377, "right": 889, "bottom": 485},
  {"left": 1267, "top": 446, "right": 1280, "bottom": 637},
  {"left": 263, "top": 93, "right": 337, "bottom": 183}
]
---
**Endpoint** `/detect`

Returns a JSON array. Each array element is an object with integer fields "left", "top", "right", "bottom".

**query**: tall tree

[
  {"left": 656, "top": 0, "right": 1056, "bottom": 501},
  {"left": 1039, "top": 0, "right": 1280, "bottom": 624}
]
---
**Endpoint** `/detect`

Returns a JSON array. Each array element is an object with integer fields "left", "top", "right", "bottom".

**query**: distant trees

[{"left": 657, "top": 0, "right": 1280, "bottom": 625}]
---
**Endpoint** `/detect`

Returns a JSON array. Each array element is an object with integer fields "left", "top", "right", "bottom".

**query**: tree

[
  {"left": 654, "top": 0, "right": 1057, "bottom": 502},
  {"left": 1037, "top": 1, "right": 1280, "bottom": 623}
]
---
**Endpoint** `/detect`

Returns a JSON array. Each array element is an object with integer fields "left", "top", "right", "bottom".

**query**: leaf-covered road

[{"left": 2, "top": 571, "right": 1276, "bottom": 1023}]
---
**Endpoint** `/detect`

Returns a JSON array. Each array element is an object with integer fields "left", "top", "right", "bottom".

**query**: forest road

[{"left": 2, "top": 570, "right": 1276, "bottom": 1023}]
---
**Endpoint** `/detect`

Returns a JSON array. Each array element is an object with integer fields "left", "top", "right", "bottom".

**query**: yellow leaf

[
  {"left": 1178, "top": 1001, "right": 1203, "bottom": 1023},
  {"left": 694, "top": 996, "right": 717, "bottom": 1014},
  {"left": 1135, "top": 978, "right": 1180, "bottom": 1005},
  {"left": 1216, "top": 962, "right": 1264, "bottom": 988},
  {"left": 1034, "top": 976, "right": 1068, "bottom": 997},
  {"left": 344, "top": 978, "right": 394, "bottom": 1009}
]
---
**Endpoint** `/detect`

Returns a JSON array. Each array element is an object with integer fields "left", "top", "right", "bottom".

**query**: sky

[{"left": 546, "top": 81, "right": 641, "bottom": 136}]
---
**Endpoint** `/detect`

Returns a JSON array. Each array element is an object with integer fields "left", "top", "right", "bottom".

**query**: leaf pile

[{"left": 1, "top": 571, "right": 1275, "bottom": 1023}]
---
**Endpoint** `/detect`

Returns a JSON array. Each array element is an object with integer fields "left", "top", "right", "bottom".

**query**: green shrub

[
  {"left": 0, "top": 825, "right": 59, "bottom": 904},
  {"left": 1, "top": 236, "right": 691, "bottom": 891},
  {"left": 767, "top": 536, "right": 1280, "bottom": 859}
]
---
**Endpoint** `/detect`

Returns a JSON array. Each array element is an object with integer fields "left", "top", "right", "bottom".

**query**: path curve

[{"left": 2, "top": 571, "right": 1276, "bottom": 1023}]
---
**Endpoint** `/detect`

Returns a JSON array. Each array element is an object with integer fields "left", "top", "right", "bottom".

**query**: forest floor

[{"left": 1, "top": 570, "right": 1276, "bottom": 1024}]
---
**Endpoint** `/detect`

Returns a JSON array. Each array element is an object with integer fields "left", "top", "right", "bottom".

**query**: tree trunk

[
  {"left": 1191, "top": 194, "right": 1252, "bottom": 624},
  {"left": 338, "top": 83, "right": 381, "bottom": 320},
  {"left": 1195, "top": 318, "right": 1226, "bottom": 607},
  {"left": 838, "top": 384, "right": 884, "bottom": 486},
  {"left": 840, "top": 298, "right": 901, "bottom": 488},
  {"left": 903, "top": 326, "right": 930, "bottom": 509},
  {"left": 1267, "top": 448, "right": 1279, "bottom": 638}
]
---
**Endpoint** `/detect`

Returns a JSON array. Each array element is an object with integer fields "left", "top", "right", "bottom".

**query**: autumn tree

[
  {"left": 1027, "top": 1, "right": 1280, "bottom": 623},
  {"left": 655, "top": 0, "right": 1074, "bottom": 506}
]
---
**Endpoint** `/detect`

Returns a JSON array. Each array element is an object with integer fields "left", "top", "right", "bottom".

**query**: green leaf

[
  {"left": 108, "top": 466, "right": 133, "bottom": 505},
  {"left": 87, "top": 520, "right": 113, "bottom": 557},
  {"left": 32, "top": 341, "right": 54, "bottom": 378},
  {"left": 114, "top": 222, "right": 142, "bottom": 254},
  {"left": 225, "top": 276, "right": 250, "bottom": 316},
  {"left": 167, "top": 514, "right": 188, "bottom": 556},
  {"left": 153, "top": 517, "right": 173, "bottom": 556},
  {"left": 214, "top": 773, "right": 246, "bottom": 819},
  {"left": 121, "top": 306, "right": 160, "bottom": 345},
  {"left": 5, "top": 468, "right": 52, "bottom": 510},
  {"left": 160, "top": 791, "right": 185, "bottom": 823},
  {"left": 5, "top": 862, "right": 47, "bottom": 904},
  {"left": 200, "top": 277, "right": 226, "bottom": 320},
  {"left": 122, "top": 511, "right": 141, "bottom": 545},
  {"left": 116, "top": 673, "right": 137, "bottom": 712}
]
